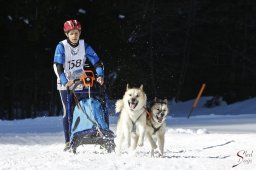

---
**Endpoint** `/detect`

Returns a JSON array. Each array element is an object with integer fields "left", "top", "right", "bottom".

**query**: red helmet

[{"left": 63, "top": 20, "right": 81, "bottom": 32}]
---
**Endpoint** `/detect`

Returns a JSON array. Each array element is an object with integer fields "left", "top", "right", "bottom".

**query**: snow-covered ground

[{"left": 0, "top": 97, "right": 255, "bottom": 170}]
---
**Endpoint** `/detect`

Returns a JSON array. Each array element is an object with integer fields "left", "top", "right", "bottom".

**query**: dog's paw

[
  {"left": 115, "top": 147, "right": 121, "bottom": 156},
  {"left": 157, "top": 153, "right": 164, "bottom": 158},
  {"left": 137, "top": 137, "right": 144, "bottom": 146},
  {"left": 124, "top": 141, "right": 130, "bottom": 148},
  {"left": 128, "top": 150, "right": 137, "bottom": 157},
  {"left": 116, "top": 152, "right": 122, "bottom": 156},
  {"left": 152, "top": 144, "right": 157, "bottom": 149},
  {"left": 137, "top": 142, "right": 144, "bottom": 147},
  {"left": 138, "top": 140, "right": 143, "bottom": 147},
  {"left": 150, "top": 149, "right": 155, "bottom": 157}
]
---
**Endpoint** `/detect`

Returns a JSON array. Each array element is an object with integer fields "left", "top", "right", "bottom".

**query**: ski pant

[{"left": 59, "top": 90, "right": 70, "bottom": 143}]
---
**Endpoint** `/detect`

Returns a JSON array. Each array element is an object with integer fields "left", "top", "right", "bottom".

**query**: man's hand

[
  {"left": 65, "top": 80, "right": 74, "bottom": 88},
  {"left": 97, "top": 77, "right": 104, "bottom": 85}
]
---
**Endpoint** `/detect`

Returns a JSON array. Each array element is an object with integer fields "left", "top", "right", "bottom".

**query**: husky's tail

[{"left": 115, "top": 99, "right": 124, "bottom": 113}]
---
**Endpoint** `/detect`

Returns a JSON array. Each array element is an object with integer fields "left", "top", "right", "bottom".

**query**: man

[{"left": 53, "top": 20, "right": 104, "bottom": 151}]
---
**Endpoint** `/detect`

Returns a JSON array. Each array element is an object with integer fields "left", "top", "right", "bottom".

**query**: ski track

[
  {"left": 0, "top": 108, "right": 256, "bottom": 170},
  {"left": 0, "top": 121, "right": 256, "bottom": 170}
]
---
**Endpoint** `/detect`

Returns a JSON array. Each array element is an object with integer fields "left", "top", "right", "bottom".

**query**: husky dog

[
  {"left": 145, "top": 97, "right": 169, "bottom": 157},
  {"left": 115, "top": 84, "right": 147, "bottom": 155}
]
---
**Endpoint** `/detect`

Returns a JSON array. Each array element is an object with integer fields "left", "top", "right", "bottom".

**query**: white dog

[
  {"left": 145, "top": 97, "right": 169, "bottom": 157},
  {"left": 115, "top": 84, "right": 147, "bottom": 155}
]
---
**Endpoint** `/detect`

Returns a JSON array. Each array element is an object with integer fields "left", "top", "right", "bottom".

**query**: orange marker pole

[{"left": 187, "top": 83, "right": 206, "bottom": 119}]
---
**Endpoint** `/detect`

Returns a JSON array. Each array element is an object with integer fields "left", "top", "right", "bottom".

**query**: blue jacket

[{"left": 53, "top": 40, "right": 104, "bottom": 86}]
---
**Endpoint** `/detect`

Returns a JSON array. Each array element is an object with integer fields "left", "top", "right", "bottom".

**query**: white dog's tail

[{"left": 115, "top": 99, "right": 124, "bottom": 113}]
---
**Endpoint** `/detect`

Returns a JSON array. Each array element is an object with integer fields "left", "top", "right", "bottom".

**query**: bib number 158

[{"left": 68, "top": 59, "right": 82, "bottom": 69}]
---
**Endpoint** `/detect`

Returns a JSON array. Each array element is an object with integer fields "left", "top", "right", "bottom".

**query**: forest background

[{"left": 0, "top": 0, "right": 256, "bottom": 119}]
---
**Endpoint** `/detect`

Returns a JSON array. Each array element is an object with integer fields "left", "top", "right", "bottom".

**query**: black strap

[{"left": 151, "top": 124, "right": 161, "bottom": 134}]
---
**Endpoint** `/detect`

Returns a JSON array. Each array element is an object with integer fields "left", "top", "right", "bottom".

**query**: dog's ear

[
  {"left": 126, "top": 84, "right": 130, "bottom": 90},
  {"left": 163, "top": 99, "right": 168, "bottom": 104},
  {"left": 139, "top": 84, "right": 143, "bottom": 90},
  {"left": 154, "top": 97, "right": 157, "bottom": 102}
]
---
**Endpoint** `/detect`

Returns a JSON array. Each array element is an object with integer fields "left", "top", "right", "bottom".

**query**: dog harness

[
  {"left": 145, "top": 106, "right": 162, "bottom": 134},
  {"left": 129, "top": 108, "right": 146, "bottom": 133},
  {"left": 147, "top": 108, "right": 163, "bottom": 134},
  {"left": 151, "top": 123, "right": 162, "bottom": 135}
]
